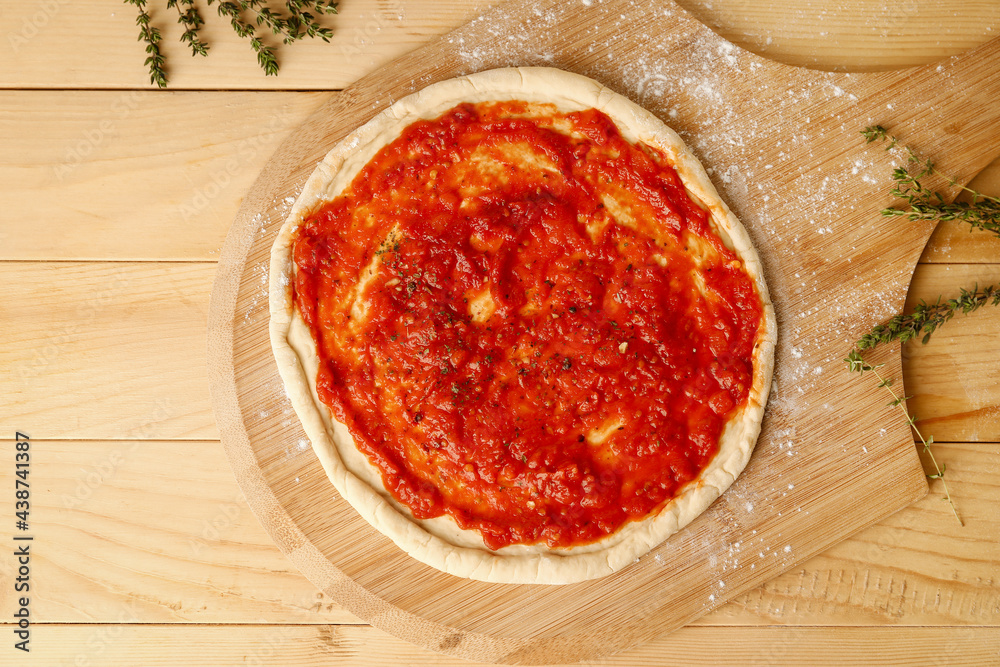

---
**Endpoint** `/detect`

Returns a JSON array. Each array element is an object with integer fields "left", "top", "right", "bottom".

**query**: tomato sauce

[{"left": 292, "top": 101, "right": 762, "bottom": 550}]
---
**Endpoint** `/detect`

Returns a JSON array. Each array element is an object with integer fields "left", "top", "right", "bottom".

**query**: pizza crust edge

[{"left": 269, "top": 67, "right": 777, "bottom": 584}]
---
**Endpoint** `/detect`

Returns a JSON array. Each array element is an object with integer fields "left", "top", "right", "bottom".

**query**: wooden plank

[
  {"left": 1, "top": 1, "right": 995, "bottom": 662},
  {"left": 0, "top": 439, "right": 356, "bottom": 624},
  {"left": 209, "top": 4, "right": 1000, "bottom": 658},
  {"left": 0, "top": 439, "right": 992, "bottom": 626},
  {"left": 904, "top": 264, "right": 1000, "bottom": 442},
  {"left": 679, "top": 0, "right": 1000, "bottom": 72},
  {"left": 1, "top": 1, "right": 998, "bottom": 90},
  {"left": 702, "top": 442, "right": 1000, "bottom": 625},
  {"left": 0, "top": 0, "right": 494, "bottom": 90},
  {"left": 6, "top": 624, "right": 998, "bottom": 665},
  {"left": 3, "top": 262, "right": 218, "bottom": 440},
  {"left": 0, "top": 91, "right": 324, "bottom": 261},
  {"left": 2, "top": 257, "right": 995, "bottom": 444},
  {"left": 2, "top": 90, "right": 997, "bottom": 262},
  {"left": 920, "top": 153, "right": 1000, "bottom": 264}
]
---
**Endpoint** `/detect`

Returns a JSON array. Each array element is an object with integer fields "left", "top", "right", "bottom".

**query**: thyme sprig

[
  {"left": 168, "top": 0, "right": 209, "bottom": 57},
  {"left": 857, "top": 125, "right": 1000, "bottom": 352},
  {"left": 863, "top": 125, "right": 1000, "bottom": 236},
  {"left": 126, "top": 0, "right": 167, "bottom": 88},
  {"left": 213, "top": 1, "right": 279, "bottom": 76},
  {"left": 124, "top": 0, "right": 339, "bottom": 87},
  {"left": 848, "top": 125, "right": 1000, "bottom": 525},
  {"left": 845, "top": 350, "right": 962, "bottom": 525},
  {"left": 857, "top": 284, "right": 1000, "bottom": 350}
]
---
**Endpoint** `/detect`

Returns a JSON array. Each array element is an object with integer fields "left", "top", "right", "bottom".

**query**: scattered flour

[{"left": 236, "top": 0, "right": 939, "bottom": 607}]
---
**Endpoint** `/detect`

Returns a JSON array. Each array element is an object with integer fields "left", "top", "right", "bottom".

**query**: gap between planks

[
  {"left": 0, "top": 623, "right": 996, "bottom": 667},
  {"left": 0, "top": 622, "right": 994, "bottom": 628}
]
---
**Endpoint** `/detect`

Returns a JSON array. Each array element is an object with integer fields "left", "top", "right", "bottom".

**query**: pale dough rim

[{"left": 268, "top": 67, "right": 776, "bottom": 584}]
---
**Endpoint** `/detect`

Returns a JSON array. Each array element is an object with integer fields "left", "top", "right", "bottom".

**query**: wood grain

[
  {"left": 0, "top": 439, "right": 993, "bottom": 626},
  {"left": 0, "top": 439, "right": 357, "bottom": 625},
  {"left": 207, "top": 0, "right": 1000, "bottom": 661},
  {"left": 13, "top": 624, "right": 1000, "bottom": 665},
  {"left": 3, "top": 262, "right": 218, "bottom": 440},
  {"left": 3, "top": 260, "right": 992, "bottom": 443},
  {"left": 920, "top": 159, "right": 1000, "bottom": 264},
  {"left": 708, "top": 442, "right": 1000, "bottom": 625},
  {"left": 0, "top": 0, "right": 494, "bottom": 90},
  {"left": 3, "top": 0, "right": 1000, "bottom": 663},
  {"left": 4, "top": 90, "right": 998, "bottom": 263},
  {"left": 905, "top": 265, "right": 1000, "bottom": 443},
  {"left": 675, "top": 0, "right": 1000, "bottom": 72},
  {"left": 0, "top": 91, "right": 324, "bottom": 262},
  {"left": 2, "top": 1, "right": 999, "bottom": 89}
]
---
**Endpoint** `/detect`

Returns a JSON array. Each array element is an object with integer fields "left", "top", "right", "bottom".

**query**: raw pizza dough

[{"left": 269, "top": 67, "right": 776, "bottom": 584}]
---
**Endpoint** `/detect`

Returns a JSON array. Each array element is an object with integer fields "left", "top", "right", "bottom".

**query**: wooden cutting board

[{"left": 207, "top": 0, "right": 1000, "bottom": 663}]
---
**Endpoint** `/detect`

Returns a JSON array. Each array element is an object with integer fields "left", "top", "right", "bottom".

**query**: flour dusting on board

[
  {"left": 442, "top": 0, "right": 918, "bottom": 598},
  {"left": 229, "top": 0, "right": 944, "bottom": 624},
  {"left": 205, "top": 0, "right": 1000, "bottom": 655},
  {"left": 243, "top": 194, "right": 299, "bottom": 326},
  {"left": 240, "top": 190, "right": 312, "bottom": 459}
]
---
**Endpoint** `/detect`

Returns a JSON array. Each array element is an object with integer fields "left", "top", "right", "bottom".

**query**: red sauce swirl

[{"left": 292, "top": 101, "right": 762, "bottom": 550}]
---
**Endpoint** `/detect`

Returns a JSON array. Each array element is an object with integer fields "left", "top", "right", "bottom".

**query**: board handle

[{"left": 869, "top": 36, "right": 1000, "bottom": 188}]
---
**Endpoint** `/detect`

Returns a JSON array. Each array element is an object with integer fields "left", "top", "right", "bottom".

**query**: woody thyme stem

[{"left": 867, "top": 364, "right": 962, "bottom": 526}]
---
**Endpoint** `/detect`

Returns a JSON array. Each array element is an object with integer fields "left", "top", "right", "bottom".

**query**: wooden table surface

[{"left": 2, "top": 1, "right": 999, "bottom": 664}]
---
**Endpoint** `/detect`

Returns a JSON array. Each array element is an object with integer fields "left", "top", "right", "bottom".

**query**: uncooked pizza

[{"left": 269, "top": 67, "right": 775, "bottom": 584}]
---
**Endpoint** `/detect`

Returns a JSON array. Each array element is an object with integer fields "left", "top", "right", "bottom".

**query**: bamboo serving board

[{"left": 207, "top": 0, "right": 1000, "bottom": 663}]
